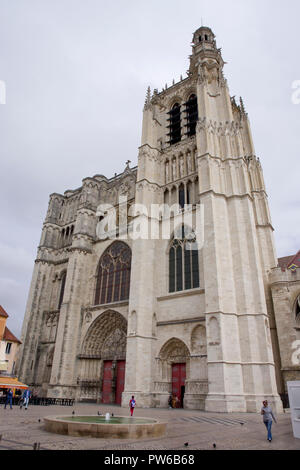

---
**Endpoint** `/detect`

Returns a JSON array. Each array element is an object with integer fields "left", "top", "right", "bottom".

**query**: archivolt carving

[
  {"left": 81, "top": 310, "right": 127, "bottom": 357},
  {"left": 101, "top": 328, "right": 127, "bottom": 360},
  {"left": 159, "top": 338, "right": 190, "bottom": 362}
]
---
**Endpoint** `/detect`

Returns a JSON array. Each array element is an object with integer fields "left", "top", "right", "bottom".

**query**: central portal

[
  {"left": 102, "top": 360, "right": 126, "bottom": 405},
  {"left": 79, "top": 310, "right": 128, "bottom": 403}
]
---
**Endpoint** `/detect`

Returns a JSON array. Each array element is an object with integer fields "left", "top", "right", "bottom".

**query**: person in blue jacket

[
  {"left": 20, "top": 388, "right": 31, "bottom": 410},
  {"left": 4, "top": 389, "right": 13, "bottom": 409}
]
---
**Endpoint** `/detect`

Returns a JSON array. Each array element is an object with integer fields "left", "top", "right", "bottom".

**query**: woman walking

[{"left": 261, "top": 400, "right": 277, "bottom": 442}]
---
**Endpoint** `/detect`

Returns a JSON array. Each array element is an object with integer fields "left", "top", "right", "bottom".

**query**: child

[{"left": 129, "top": 396, "right": 136, "bottom": 416}]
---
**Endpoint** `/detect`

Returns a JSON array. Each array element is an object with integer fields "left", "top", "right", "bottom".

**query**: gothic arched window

[
  {"left": 169, "top": 226, "right": 199, "bottom": 293},
  {"left": 58, "top": 271, "right": 66, "bottom": 310},
  {"left": 95, "top": 241, "right": 131, "bottom": 305},
  {"left": 185, "top": 94, "right": 198, "bottom": 137},
  {"left": 167, "top": 103, "right": 181, "bottom": 145}
]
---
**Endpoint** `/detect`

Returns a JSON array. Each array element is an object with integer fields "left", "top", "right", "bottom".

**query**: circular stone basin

[{"left": 44, "top": 415, "right": 167, "bottom": 439}]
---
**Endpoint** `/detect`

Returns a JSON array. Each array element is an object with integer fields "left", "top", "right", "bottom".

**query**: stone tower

[
  {"left": 122, "top": 26, "right": 282, "bottom": 413},
  {"left": 17, "top": 26, "right": 283, "bottom": 413}
]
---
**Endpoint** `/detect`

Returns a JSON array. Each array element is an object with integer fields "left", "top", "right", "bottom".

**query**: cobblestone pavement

[{"left": 0, "top": 402, "right": 299, "bottom": 451}]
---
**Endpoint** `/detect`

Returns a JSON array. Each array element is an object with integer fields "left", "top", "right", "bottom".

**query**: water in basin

[{"left": 60, "top": 416, "right": 156, "bottom": 425}]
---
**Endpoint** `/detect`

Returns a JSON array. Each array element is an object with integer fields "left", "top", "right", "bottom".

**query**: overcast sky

[{"left": 0, "top": 0, "right": 299, "bottom": 338}]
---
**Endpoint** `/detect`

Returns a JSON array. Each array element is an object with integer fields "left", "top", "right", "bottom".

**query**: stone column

[{"left": 122, "top": 142, "right": 162, "bottom": 408}]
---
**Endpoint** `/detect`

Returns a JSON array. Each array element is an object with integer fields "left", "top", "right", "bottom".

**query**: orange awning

[{"left": 0, "top": 377, "right": 28, "bottom": 390}]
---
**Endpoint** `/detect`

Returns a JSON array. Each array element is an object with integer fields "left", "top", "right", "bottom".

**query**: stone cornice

[
  {"left": 69, "top": 247, "right": 93, "bottom": 255},
  {"left": 138, "top": 143, "right": 162, "bottom": 153},
  {"left": 157, "top": 316, "right": 205, "bottom": 326},
  {"left": 136, "top": 179, "right": 162, "bottom": 192},
  {"left": 256, "top": 223, "right": 275, "bottom": 231},
  {"left": 197, "top": 152, "right": 257, "bottom": 164},
  {"left": 208, "top": 360, "right": 276, "bottom": 366},
  {"left": 157, "top": 288, "right": 205, "bottom": 302},
  {"left": 199, "top": 189, "right": 253, "bottom": 201},
  {"left": 35, "top": 258, "right": 69, "bottom": 266},
  {"left": 82, "top": 301, "right": 129, "bottom": 312},
  {"left": 206, "top": 311, "right": 269, "bottom": 318}
]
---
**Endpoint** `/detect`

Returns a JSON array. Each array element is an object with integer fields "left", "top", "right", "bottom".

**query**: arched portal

[
  {"left": 79, "top": 310, "right": 127, "bottom": 404},
  {"left": 156, "top": 338, "right": 190, "bottom": 408}
]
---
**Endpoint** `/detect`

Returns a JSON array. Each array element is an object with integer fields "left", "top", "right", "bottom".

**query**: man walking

[
  {"left": 4, "top": 389, "right": 13, "bottom": 409},
  {"left": 21, "top": 389, "right": 31, "bottom": 410},
  {"left": 261, "top": 400, "right": 277, "bottom": 442}
]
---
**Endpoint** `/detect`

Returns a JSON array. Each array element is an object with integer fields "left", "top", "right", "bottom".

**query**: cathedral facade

[{"left": 17, "top": 26, "right": 299, "bottom": 413}]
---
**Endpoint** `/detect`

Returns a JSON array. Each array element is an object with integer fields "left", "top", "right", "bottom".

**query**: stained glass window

[
  {"left": 169, "top": 226, "right": 199, "bottom": 293},
  {"left": 95, "top": 242, "right": 131, "bottom": 305}
]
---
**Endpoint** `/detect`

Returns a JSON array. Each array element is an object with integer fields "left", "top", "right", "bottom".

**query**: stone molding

[
  {"left": 157, "top": 288, "right": 205, "bottom": 302},
  {"left": 157, "top": 317, "right": 205, "bottom": 327}
]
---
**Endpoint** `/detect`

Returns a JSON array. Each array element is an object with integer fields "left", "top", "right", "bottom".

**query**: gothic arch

[
  {"left": 183, "top": 88, "right": 197, "bottom": 102},
  {"left": 81, "top": 310, "right": 127, "bottom": 358},
  {"left": 293, "top": 294, "right": 300, "bottom": 325},
  {"left": 168, "top": 224, "right": 200, "bottom": 292},
  {"left": 94, "top": 241, "right": 131, "bottom": 306},
  {"left": 78, "top": 310, "right": 128, "bottom": 403},
  {"left": 159, "top": 337, "right": 190, "bottom": 363},
  {"left": 167, "top": 95, "right": 183, "bottom": 109},
  {"left": 155, "top": 338, "right": 191, "bottom": 401}
]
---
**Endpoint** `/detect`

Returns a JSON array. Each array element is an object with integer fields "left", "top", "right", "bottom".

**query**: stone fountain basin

[{"left": 44, "top": 415, "right": 167, "bottom": 439}]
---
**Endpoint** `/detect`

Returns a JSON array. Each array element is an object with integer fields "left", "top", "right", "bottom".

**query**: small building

[
  {"left": 0, "top": 305, "right": 22, "bottom": 377},
  {"left": 269, "top": 250, "right": 300, "bottom": 398}
]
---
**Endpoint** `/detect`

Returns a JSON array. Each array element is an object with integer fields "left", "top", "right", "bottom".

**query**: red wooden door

[
  {"left": 115, "top": 360, "right": 126, "bottom": 405},
  {"left": 172, "top": 363, "right": 186, "bottom": 408},
  {"left": 102, "top": 360, "right": 113, "bottom": 404}
]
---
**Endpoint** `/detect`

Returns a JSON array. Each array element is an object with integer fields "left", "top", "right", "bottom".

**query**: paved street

[{"left": 0, "top": 402, "right": 299, "bottom": 451}]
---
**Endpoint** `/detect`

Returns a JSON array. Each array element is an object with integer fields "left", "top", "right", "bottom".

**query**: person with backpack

[{"left": 129, "top": 396, "right": 136, "bottom": 416}]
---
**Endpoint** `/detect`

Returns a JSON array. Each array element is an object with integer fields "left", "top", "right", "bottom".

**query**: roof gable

[
  {"left": 3, "top": 327, "right": 21, "bottom": 344},
  {"left": 0, "top": 305, "right": 9, "bottom": 318}
]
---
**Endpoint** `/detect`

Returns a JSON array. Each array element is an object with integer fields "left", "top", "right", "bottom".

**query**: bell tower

[{"left": 123, "top": 25, "right": 283, "bottom": 413}]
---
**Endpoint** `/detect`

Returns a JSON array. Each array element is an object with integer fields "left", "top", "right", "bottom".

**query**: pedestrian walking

[
  {"left": 168, "top": 394, "right": 173, "bottom": 409},
  {"left": 20, "top": 389, "right": 31, "bottom": 410},
  {"left": 261, "top": 400, "right": 277, "bottom": 442},
  {"left": 4, "top": 389, "right": 13, "bottom": 409},
  {"left": 129, "top": 396, "right": 136, "bottom": 416}
]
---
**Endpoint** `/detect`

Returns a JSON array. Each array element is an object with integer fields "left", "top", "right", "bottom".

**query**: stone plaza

[{"left": 0, "top": 402, "right": 299, "bottom": 451}]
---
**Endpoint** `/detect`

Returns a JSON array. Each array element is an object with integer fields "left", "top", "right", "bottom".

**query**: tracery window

[
  {"left": 95, "top": 242, "right": 131, "bottom": 305},
  {"left": 167, "top": 103, "right": 181, "bottom": 146},
  {"left": 169, "top": 226, "right": 199, "bottom": 293}
]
